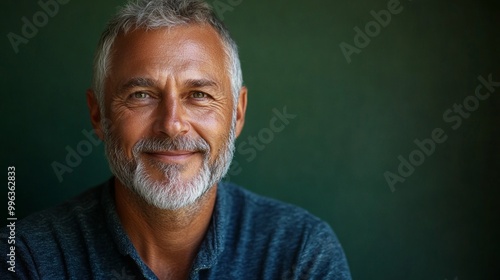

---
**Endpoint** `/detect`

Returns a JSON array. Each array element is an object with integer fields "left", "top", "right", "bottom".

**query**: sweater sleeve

[
  {"left": 284, "top": 221, "right": 352, "bottom": 280},
  {"left": 1, "top": 228, "right": 40, "bottom": 280}
]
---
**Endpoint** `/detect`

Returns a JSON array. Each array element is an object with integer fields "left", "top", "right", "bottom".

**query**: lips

[{"left": 144, "top": 150, "right": 198, "bottom": 163}]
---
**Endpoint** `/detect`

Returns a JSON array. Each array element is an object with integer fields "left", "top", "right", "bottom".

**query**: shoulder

[
  {"left": 1, "top": 180, "right": 111, "bottom": 252},
  {"left": 220, "top": 181, "right": 327, "bottom": 230},
  {"left": 0, "top": 182, "right": 111, "bottom": 279},
  {"left": 15, "top": 184, "right": 105, "bottom": 236},
  {"left": 216, "top": 182, "right": 352, "bottom": 279}
]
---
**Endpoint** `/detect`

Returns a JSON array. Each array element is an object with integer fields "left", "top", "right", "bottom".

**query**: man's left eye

[{"left": 192, "top": 91, "right": 207, "bottom": 99}]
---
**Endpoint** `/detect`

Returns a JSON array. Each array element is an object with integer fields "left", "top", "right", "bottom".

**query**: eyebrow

[
  {"left": 184, "top": 78, "right": 221, "bottom": 89},
  {"left": 120, "top": 77, "right": 157, "bottom": 92},
  {"left": 119, "top": 77, "right": 220, "bottom": 92}
]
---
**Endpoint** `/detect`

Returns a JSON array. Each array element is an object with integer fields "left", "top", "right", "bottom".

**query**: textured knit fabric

[{"left": 0, "top": 178, "right": 352, "bottom": 279}]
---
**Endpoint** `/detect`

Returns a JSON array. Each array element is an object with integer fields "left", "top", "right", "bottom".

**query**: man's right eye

[{"left": 131, "top": 92, "right": 150, "bottom": 99}]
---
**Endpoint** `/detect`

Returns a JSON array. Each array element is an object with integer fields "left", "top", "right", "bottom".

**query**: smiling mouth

[{"left": 144, "top": 150, "right": 198, "bottom": 163}]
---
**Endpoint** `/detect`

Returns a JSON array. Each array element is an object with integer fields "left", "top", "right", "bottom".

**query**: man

[{"left": 1, "top": 0, "right": 351, "bottom": 279}]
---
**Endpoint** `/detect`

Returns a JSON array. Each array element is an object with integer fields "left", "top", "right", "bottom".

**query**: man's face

[{"left": 88, "top": 24, "right": 246, "bottom": 210}]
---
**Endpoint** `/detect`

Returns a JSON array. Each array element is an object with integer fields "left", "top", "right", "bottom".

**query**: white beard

[
  {"left": 103, "top": 117, "right": 236, "bottom": 210},
  {"left": 130, "top": 152, "right": 213, "bottom": 210}
]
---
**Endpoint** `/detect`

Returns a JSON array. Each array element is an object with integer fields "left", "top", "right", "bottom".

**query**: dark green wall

[{"left": 1, "top": 0, "right": 499, "bottom": 279}]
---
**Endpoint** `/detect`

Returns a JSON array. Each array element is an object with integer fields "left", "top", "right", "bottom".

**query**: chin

[{"left": 129, "top": 160, "right": 213, "bottom": 210}]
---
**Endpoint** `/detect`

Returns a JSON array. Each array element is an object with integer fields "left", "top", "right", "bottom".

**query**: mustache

[{"left": 132, "top": 136, "right": 210, "bottom": 155}]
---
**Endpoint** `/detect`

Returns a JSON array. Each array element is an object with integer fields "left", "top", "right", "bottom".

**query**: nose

[{"left": 153, "top": 95, "right": 190, "bottom": 138}]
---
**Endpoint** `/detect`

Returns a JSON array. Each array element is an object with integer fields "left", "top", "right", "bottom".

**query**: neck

[{"left": 114, "top": 179, "right": 217, "bottom": 279}]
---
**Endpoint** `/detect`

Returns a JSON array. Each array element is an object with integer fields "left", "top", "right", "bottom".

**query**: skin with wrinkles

[{"left": 86, "top": 24, "right": 247, "bottom": 279}]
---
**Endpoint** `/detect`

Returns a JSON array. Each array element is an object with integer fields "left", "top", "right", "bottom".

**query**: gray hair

[{"left": 91, "top": 0, "right": 243, "bottom": 112}]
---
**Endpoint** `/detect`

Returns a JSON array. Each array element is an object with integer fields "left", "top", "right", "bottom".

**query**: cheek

[
  {"left": 109, "top": 109, "right": 152, "bottom": 158},
  {"left": 191, "top": 106, "right": 234, "bottom": 157}
]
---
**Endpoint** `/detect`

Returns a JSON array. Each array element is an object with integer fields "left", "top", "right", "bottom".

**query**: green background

[{"left": 1, "top": 0, "right": 499, "bottom": 279}]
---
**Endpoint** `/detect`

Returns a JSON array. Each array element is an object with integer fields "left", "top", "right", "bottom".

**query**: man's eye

[
  {"left": 192, "top": 91, "right": 207, "bottom": 99},
  {"left": 131, "top": 92, "right": 150, "bottom": 99}
]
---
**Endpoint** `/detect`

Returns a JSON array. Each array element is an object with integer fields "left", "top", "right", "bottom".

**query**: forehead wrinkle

[
  {"left": 151, "top": 59, "right": 223, "bottom": 89},
  {"left": 110, "top": 26, "right": 230, "bottom": 95}
]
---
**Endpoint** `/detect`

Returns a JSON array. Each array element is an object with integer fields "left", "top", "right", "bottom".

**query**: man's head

[{"left": 86, "top": 0, "right": 247, "bottom": 210}]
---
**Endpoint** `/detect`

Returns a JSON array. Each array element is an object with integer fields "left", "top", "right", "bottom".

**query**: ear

[
  {"left": 234, "top": 86, "right": 247, "bottom": 138},
  {"left": 86, "top": 89, "right": 105, "bottom": 140}
]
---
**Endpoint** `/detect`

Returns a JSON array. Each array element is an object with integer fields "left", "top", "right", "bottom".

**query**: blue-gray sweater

[{"left": 1, "top": 178, "right": 351, "bottom": 279}]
